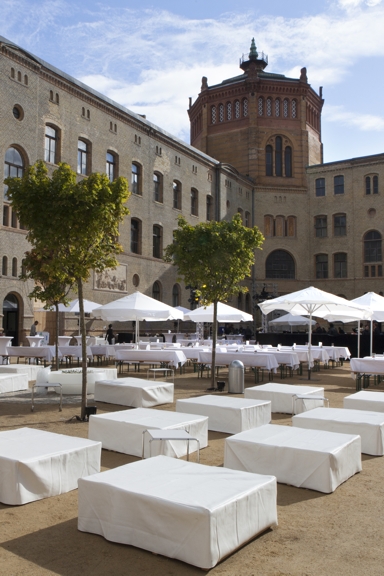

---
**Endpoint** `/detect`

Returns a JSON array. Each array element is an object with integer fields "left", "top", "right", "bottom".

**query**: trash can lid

[{"left": 229, "top": 359, "right": 244, "bottom": 368}]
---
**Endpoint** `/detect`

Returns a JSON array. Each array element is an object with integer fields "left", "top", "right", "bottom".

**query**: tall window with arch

[
  {"left": 106, "top": 152, "right": 116, "bottom": 182},
  {"left": 364, "top": 230, "right": 382, "bottom": 277},
  {"left": 219, "top": 103, "right": 224, "bottom": 122},
  {"left": 266, "top": 97, "right": 272, "bottom": 117},
  {"left": 4, "top": 147, "right": 24, "bottom": 198},
  {"left": 172, "top": 284, "right": 180, "bottom": 307},
  {"left": 243, "top": 98, "right": 248, "bottom": 117},
  {"left": 131, "top": 163, "right": 142, "bottom": 195},
  {"left": 316, "top": 254, "right": 328, "bottom": 279},
  {"left": 258, "top": 97, "right": 264, "bottom": 116},
  {"left": 173, "top": 180, "right": 181, "bottom": 210},
  {"left": 153, "top": 225, "right": 163, "bottom": 259},
  {"left": 130, "top": 218, "right": 141, "bottom": 254},
  {"left": 265, "top": 137, "right": 293, "bottom": 178},
  {"left": 77, "top": 140, "right": 88, "bottom": 175},
  {"left": 291, "top": 99, "right": 297, "bottom": 118},
  {"left": 226, "top": 102, "right": 232, "bottom": 121},
  {"left": 191, "top": 188, "right": 198, "bottom": 216},
  {"left": 152, "top": 281, "right": 161, "bottom": 301},
  {"left": 153, "top": 172, "right": 163, "bottom": 203},
  {"left": 275, "top": 99, "right": 280, "bottom": 117},
  {"left": 206, "top": 195, "right": 213, "bottom": 221},
  {"left": 235, "top": 100, "right": 241, "bottom": 118},
  {"left": 2, "top": 256, "right": 8, "bottom": 276},
  {"left": 44, "top": 125, "right": 58, "bottom": 164},
  {"left": 283, "top": 98, "right": 289, "bottom": 117},
  {"left": 275, "top": 136, "right": 282, "bottom": 177},
  {"left": 211, "top": 105, "right": 217, "bottom": 124},
  {"left": 12, "top": 257, "right": 18, "bottom": 277}
]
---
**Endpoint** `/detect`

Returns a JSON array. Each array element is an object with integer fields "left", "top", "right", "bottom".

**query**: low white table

[
  {"left": 224, "top": 424, "right": 361, "bottom": 493},
  {"left": 0, "top": 372, "right": 28, "bottom": 393},
  {"left": 292, "top": 407, "right": 384, "bottom": 456},
  {"left": 142, "top": 429, "right": 200, "bottom": 461},
  {"left": 78, "top": 456, "right": 277, "bottom": 569},
  {"left": 48, "top": 369, "right": 108, "bottom": 394},
  {"left": 245, "top": 383, "right": 325, "bottom": 414},
  {"left": 94, "top": 378, "right": 174, "bottom": 407},
  {"left": 88, "top": 407, "right": 208, "bottom": 458},
  {"left": 344, "top": 391, "right": 384, "bottom": 412},
  {"left": 176, "top": 395, "right": 271, "bottom": 433},
  {"left": 0, "top": 428, "right": 101, "bottom": 505}
]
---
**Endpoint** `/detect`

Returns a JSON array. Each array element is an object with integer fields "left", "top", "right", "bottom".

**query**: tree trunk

[
  {"left": 78, "top": 278, "right": 88, "bottom": 420},
  {"left": 55, "top": 303, "right": 59, "bottom": 371},
  {"left": 211, "top": 300, "right": 218, "bottom": 389}
]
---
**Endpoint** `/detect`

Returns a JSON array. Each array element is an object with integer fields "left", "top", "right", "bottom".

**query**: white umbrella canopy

[
  {"left": 57, "top": 298, "right": 101, "bottom": 314},
  {"left": 269, "top": 313, "right": 316, "bottom": 326},
  {"left": 184, "top": 302, "right": 253, "bottom": 323},
  {"left": 349, "top": 292, "right": 384, "bottom": 356},
  {"left": 93, "top": 291, "right": 183, "bottom": 342},
  {"left": 259, "top": 286, "right": 371, "bottom": 378},
  {"left": 175, "top": 306, "right": 191, "bottom": 315}
]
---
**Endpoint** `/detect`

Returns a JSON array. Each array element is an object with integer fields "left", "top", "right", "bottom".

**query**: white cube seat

[
  {"left": 94, "top": 378, "right": 173, "bottom": 407},
  {"left": 245, "top": 383, "right": 325, "bottom": 414}
]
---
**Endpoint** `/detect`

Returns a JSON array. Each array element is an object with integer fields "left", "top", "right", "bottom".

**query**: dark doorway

[{"left": 3, "top": 294, "right": 19, "bottom": 345}]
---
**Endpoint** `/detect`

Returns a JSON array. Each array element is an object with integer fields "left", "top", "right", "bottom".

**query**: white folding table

[
  {"left": 78, "top": 456, "right": 277, "bottom": 569},
  {"left": 245, "top": 383, "right": 325, "bottom": 414},
  {"left": 176, "top": 395, "right": 271, "bottom": 433},
  {"left": 0, "top": 428, "right": 101, "bottom": 505},
  {"left": 88, "top": 407, "right": 208, "bottom": 458},
  {"left": 224, "top": 424, "right": 361, "bottom": 493},
  {"left": 344, "top": 391, "right": 384, "bottom": 413},
  {"left": 94, "top": 378, "right": 174, "bottom": 407}
]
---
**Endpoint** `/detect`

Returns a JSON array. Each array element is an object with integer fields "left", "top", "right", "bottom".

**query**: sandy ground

[{"left": 1, "top": 360, "right": 384, "bottom": 576}]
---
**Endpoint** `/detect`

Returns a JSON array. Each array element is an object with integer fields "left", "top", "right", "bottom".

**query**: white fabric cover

[
  {"left": 94, "top": 378, "right": 174, "bottom": 407},
  {"left": 245, "top": 383, "right": 325, "bottom": 414},
  {"left": 344, "top": 391, "right": 384, "bottom": 412},
  {"left": 7, "top": 346, "right": 55, "bottom": 362},
  {"left": 224, "top": 424, "right": 361, "bottom": 493},
  {"left": 48, "top": 369, "right": 107, "bottom": 394},
  {"left": 176, "top": 395, "right": 271, "bottom": 433},
  {"left": 292, "top": 407, "right": 384, "bottom": 456},
  {"left": 35, "top": 366, "right": 51, "bottom": 384},
  {"left": 88, "top": 407, "right": 208, "bottom": 457},
  {"left": 0, "top": 428, "right": 101, "bottom": 505},
  {"left": 78, "top": 456, "right": 277, "bottom": 569},
  {"left": 198, "top": 351, "right": 279, "bottom": 372},
  {"left": 114, "top": 349, "right": 186, "bottom": 367},
  {"left": 0, "top": 373, "right": 28, "bottom": 393},
  {"left": 0, "top": 364, "right": 43, "bottom": 381},
  {"left": 350, "top": 358, "right": 384, "bottom": 377}
]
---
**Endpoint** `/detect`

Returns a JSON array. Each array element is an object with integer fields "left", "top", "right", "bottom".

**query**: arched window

[
  {"left": 77, "top": 139, "right": 88, "bottom": 175},
  {"left": 234, "top": 100, "right": 240, "bottom": 118},
  {"left": 364, "top": 231, "right": 382, "bottom": 277},
  {"left": 291, "top": 99, "right": 297, "bottom": 118},
  {"left": 258, "top": 97, "right": 264, "bottom": 116},
  {"left": 283, "top": 98, "right": 289, "bottom": 117},
  {"left": 275, "top": 136, "right": 282, "bottom": 177},
  {"left": 173, "top": 180, "right": 181, "bottom": 210},
  {"left": 172, "top": 284, "right": 180, "bottom": 307},
  {"left": 153, "top": 225, "right": 163, "bottom": 259},
  {"left": 130, "top": 218, "right": 142, "bottom": 254},
  {"left": 219, "top": 104, "right": 224, "bottom": 122},
  {"left": 2, "top": 256, "right": 8, "bottom": 276},
  {"left": 152, "top": 281, "right": 161, "bottom": 301},
  {"left": 191, "top": 188, "right": 198, "bottom": 216},
  {"left": 275, "top": 215, "right": 284, "bottom": 237},
  {"left": 366, "top": 176, "right": 371, "bottom": 195},
  {"left": 131, "top": 162, "right": 142, "bottom": 195},
  {"left": 266, "top": 97, "right": 272, "bottom": 117},
  {"left": 211, "top": 105, "right": 217, "bottom": 124},
  {"left": 4, "top": 147, "right": 24, "bottom": 198},
  {"left": 226, "top": 102, "right": 232, "bottom": 121},
  {"left": 12, "top": 257, "right": 17, "bottom": 277},
  {"left": 285, "top": 146, "right": 292, "bottom": 177},
  {"left": 266, "top": 145, "right": 273, "bottom": 176},
  {"left": 316, "top": 254, "right": 328, "bottom": 279},
  {"left": 373, "top": 175, "right": 379, "bottom": 194},
  {"left": 106, "top": 152, "right": 117, "bottom": 182},
  {"left": 243, "top": 98, "right": 248, "bottom": 117},
  {"left": 275, "top": 99, "right": 280, "bottom": 117},
  {"left": 45, "top": 125, "right": 58, "bottom": 164},
  {"left": 153, "top": 172, "right": 163, "bottom": 203},
  {"left": 266, "top": 250, "right": 295, "bottom": 279},
  {"left": 206, "top": 195, "right": 213, "bottom": 221}
]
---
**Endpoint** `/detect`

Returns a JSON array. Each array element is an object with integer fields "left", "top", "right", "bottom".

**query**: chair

[{"left": 31, "top": 367, "right": 62, "bottom": 412}]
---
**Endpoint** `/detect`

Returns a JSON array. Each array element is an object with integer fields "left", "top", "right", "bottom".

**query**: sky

[{"left": 1, "top": 0, "right": 384, "bottom": 163}]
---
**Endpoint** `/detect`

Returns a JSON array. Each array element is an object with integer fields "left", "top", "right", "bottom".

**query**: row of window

[
  {"left": 258, "top": 97, "right": 297, "bottom": 119},
  {"left": 10, "top": 68, "right": 28, "bottom": 85},
  {"left": 2, "top": 256, "right": 20, "bottom": 277},
  {"left": 315, "top": 175, "right": 379, "bottom": 197},
  {"left": 266, "top": 136, "right": 292, "bottom": 177},
  {"left": 315, "top": 214, "right": 347, "bottom": 237},
  {"left": 264, "top": 215, "right": 296, "bottom": 238},
  {"left": 211, "top": 99, "right": 248, "bottom": 124}
]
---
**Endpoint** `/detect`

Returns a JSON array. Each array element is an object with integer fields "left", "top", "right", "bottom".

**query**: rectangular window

[
  {"left": 315, "top": 178, "right": 325, "bottom": 197},
  {"left": 373, "top": 175, "right": 379, "bottom": 194},
  {"left": 334, "top": 253, "right": 347, "bottom": 278},
  {"left": 315, "top": 216, "right": 327, "bottom": 238},
  {"left": 365, "top": 176, "right": 371, "bottom": 195},
  {"left": 44, "top": 126, "right": 57, "bottom": 164},
  {"left": 131, "top": 163, "right": 141, "bottom": 195},
  {"left": 316, "top": 254, "right": 328, "bottom": 279},
  {"left": 334, "top": 175, "right": 344, "bottom": 195},
  {"left": 77, "top": 140, "right": 87, "bottom": 175},
  {"left": 334, "top": 214, "right": 346, "bottom": 236}
]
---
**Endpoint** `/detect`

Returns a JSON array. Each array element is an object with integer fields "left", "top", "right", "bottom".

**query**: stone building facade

[
  {"left": 189, "top": 39, "right": 384, "bottom": 305},
  {"left": 1, "top": 35, "right": 383, "bottom": 342}
]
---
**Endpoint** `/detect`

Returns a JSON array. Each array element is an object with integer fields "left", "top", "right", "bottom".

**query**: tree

[
  {"left": 164, "top": 214, "right": 264, "bottom": 387},
  {"left": 6, "top": 161, "right": 130, "bottom": 420}
]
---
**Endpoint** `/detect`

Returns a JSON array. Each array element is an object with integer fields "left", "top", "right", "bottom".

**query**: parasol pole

[
  {"left": 357, "top": 320, "right": 361, "bottom": 358},
  {"left": 370, "top": 319, "right": 373, "bottom": 357}
]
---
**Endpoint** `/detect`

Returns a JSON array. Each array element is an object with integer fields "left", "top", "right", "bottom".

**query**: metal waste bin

[{"left": 228, "top": 359, "right": 244, "bottom": 394}]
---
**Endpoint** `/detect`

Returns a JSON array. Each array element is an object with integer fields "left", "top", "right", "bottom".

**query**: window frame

[
  {"left": 130, "top": 218, "right": 142, "bottom": 255},
  {"left": 334, "top": 175, "right": 344, "bottom": 195},
  {"left": 153, "top": 225, "right": 163, "bottom": 259},
  {"left": 191, "top": 188, "right": 198, "bottom": 216},
  {"left": 173, "top": 180, "right": 182, "bottom": 210},
  {"left": 315, "top": 253, "right": 328, "bottom": 279},
  {"left": 131, "top": 162, "right": 142, "bottom": 195}
]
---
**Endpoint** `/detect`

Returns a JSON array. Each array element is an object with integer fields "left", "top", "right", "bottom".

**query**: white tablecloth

[
  {"left": 90, "top": 345, "right": 116, "bottom": 358},
  {"left": 59, "top": 345, "right": 93, "bottom": 359},
  {"left": 292, "top": 407, "right": 384, "bottom": 456},
  {"left": 0, "top": 373, "right": 29, "bottom": 393},
  {"left": 244, "top": 383, "right": 325, "bottom": 414},
  {"left": 78, "top": 455, "right": 277, "bottom": 569},
  {"left": 280, "top": 346, "right": 330, "bottom": 365},
  {"left": 198, "top": 351, "right": 279, "bottom": 372},
  {"left": 7, "top": 346, "right": 55, "bottom": 362},
  {"left": 94, "top": 378, "right": 174, "bottom": 407},
  {"left": 115, "top": 349, "right": 186, "bottom": 368},
  {"left": 350, "top": 357, "right": 384, "bottom": 378},
  {"left": 344, "top": 391, "right": 384, "bottom": 412},
  {"left": 0, "top": 428, "right": 101, "bottom": 505},
  {"left": 322, "top": 346, "right": 351, "bottom": 360},
  {"left": 252, "top": 350, "right": 300, "bottom": 370},
  {"left": 176, "top": 395, "right": 271, "bottom": 433},
  {"left": 48, "top": 369, "right": 109, "bottom": 394},
  {"left": 89, "top": 407, "right": 208, "bottom": 457},
  {"left": 224, "top": 424, "right": 361, "bottom": 493}
]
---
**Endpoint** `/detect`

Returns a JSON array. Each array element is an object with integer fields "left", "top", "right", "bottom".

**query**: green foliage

[{"left": 164, "top": 214, "right": 264, "bottom": 304}]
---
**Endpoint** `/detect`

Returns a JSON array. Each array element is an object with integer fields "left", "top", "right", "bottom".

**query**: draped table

[
  {"left": 350, "top": 357, "right": 384, "bottom": 390},
  {"left": 114, "top": 349, "right": 187, "bottom": 373}
]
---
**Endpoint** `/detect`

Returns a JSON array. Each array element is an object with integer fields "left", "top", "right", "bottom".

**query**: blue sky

[{"left": 2, "top": 0, "right": 384, "bottom": 163}]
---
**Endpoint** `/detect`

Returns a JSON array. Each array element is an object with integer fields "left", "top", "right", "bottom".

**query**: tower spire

[{"left": 249, "top": 38, "right": 258, "bottom": 60}]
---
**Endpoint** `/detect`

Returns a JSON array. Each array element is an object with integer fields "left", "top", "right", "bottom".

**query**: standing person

[
  {"left": 105, "top": 324, "right": 114, "bottom": 344},
  {"left": 30, "top": 320, "right": 39, "bottom": 336}
]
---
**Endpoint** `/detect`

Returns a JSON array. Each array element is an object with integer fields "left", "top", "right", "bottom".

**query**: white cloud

[{"left": 324, "top": 105, "right": 384, "bottom": 131}]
